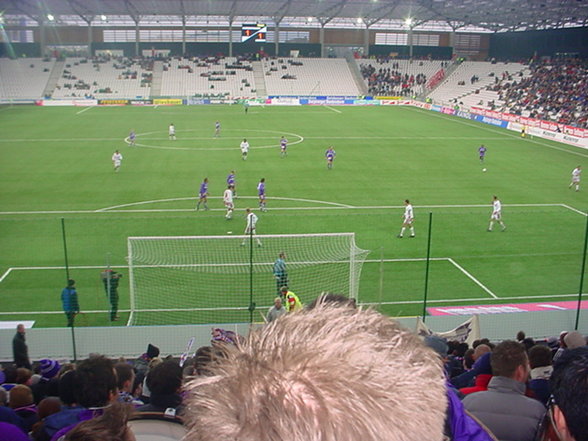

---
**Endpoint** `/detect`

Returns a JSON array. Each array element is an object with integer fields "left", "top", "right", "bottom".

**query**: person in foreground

[
  {"left": 545, "top": 347, "right": 588, "bottom": 441},
  {"left": 183, "top": 300, "right": 447, "bottom": 441},
  {"left": 463, "top": 340, "right": 545, "bottom": 441}
]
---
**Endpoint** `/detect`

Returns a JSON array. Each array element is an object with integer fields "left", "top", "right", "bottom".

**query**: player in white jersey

[
  {"left": 223, "top": 185, "right": 234, "bottom": 220},
  {"left": 240, "top": 138, "right": 250, "bottom": 160},
  {"left": 569, "top": 165, "right": 581, "bottom": 192},
  {"left": 241, "top": 208, "right": 262, "bottom": 247},
  {"left": 169, "top": 123, "right": 176, "bottom": 140},
  {"left": 397, "top": 199, "right": 415, "bottom": 238},
  {"left": 111, "top": 150, "right": 123, "bottom": 172},
  {"left": 488, "top": 195, "right": 506, "bottom": 232}
]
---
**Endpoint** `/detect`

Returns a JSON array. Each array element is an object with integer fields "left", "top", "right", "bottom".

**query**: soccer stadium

[{"left": 0, "top": 1, "right": 587, "bottom": 439}]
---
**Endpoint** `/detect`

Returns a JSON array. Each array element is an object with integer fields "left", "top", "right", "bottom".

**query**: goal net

[{"left": 127, "top": 233, "right": 370, "bottom": 326}]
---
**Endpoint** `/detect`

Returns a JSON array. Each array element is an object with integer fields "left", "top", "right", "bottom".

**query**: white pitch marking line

[
  {"left": 447, "top": 257, "right": 498, "bottom": 299},
  {"left": 324, "top": 105, "right": 342, "bottom": 114},
  {"left": 0, "top": 268, "right": 13, "bottom": 283},
  {"left": 0, "top": 202, "right": 571, "bottom": 216},
  {"left": 75, "top": 107, "right": 92, "bottom": 115},
  {"left": 408, "top": 107, "right": 588, "bottom": 158},
  {"left": 561, "top": 204, "right": 587, "bottom": 217},
  {"left": 363, "top": 293, "right": 584, "bottom": 306}
]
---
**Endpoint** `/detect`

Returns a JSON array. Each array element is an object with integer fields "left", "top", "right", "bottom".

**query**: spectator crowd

[
  {"left": 1, "top": 296, "right": 587, "bottom": 441},
  {"left": 490, "top": 58, "right": 588, "bottom": 128}
]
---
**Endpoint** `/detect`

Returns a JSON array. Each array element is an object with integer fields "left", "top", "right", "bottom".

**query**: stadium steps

[
  {"left": 149, "top": 61, "right": 164, "bottom": 97},
  {"left": 43, "top": 59, "right": 65, "bottom": 98},
  {"left": 424, "top": 61, "right": 459, "bottom": 97},
  {"left": 252, "top": 61, "right": 267, "bottom": 98},
  {"left": 345, "top": 55, "right": 368, "bottom": 96}
]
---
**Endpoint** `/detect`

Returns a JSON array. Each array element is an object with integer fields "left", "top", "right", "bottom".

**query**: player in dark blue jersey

[
  {"left": 325, "top": 147, "right": 336, "bottom": 170},
  {"left": 215, "top": 121, "right": 221, "bottom": 138},
  {"left": 196, "top": 178, "right": 209, "bottom": 211},
  {"left": 129, "top": 129, "right": 136, "bottom": 146},
  {"left": 257, "top": 178, "right": 267, "bottom": 212},
  {"left": 280, "top": 136, "right": 288, "bottom": 158},
  {"left": 227, "top": 170, "right": 236, "bottom": 197},
  {"left": 478, "top": 145, "right": 487, "bottom": 163}
]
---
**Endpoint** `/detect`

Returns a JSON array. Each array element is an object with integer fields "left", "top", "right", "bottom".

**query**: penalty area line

[
  {"left": 447, "top": 258, "right": 498, "bottom": 299},
  {"left": 561, "top": 204, "right": 587, "bottom": 217},
  {"left": 324, "top": 105, "right": 342, "bottom": 114},
  {"left": 0, "top": 268, "right": 13, "bottom": 283},
  {"left": 75, "top": 107, "right": 92, "bottom": 115}
]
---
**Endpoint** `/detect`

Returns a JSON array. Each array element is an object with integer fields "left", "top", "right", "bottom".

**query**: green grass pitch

[{"left": 0, "top": 104, "right": 586, "bottom": 327}]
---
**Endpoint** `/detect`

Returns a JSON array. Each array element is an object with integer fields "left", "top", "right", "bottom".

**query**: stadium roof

[{"left": 0, "top": 0, "right": 587, "bottom": 32}]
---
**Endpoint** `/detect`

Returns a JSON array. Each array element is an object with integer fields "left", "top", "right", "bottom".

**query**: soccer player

[
  {"left": 223, "top": 185, "right": 234, "bottom": 220},
  {"left": 215, "top": 121, "right": 221, "bottom": 138},
  {"left": 325, "top": 146, "right": 336, "bottom": 169},
  {"left": 520, "top": 125, "right": 526, "bottom": 138},
  {"left": 241, "top": 208, "right": 262, "bottom": 247},
  {"left": 478, "top": 144, "right": 487, "bottom": 162},
  {"left": 196, "top": 178, "right": 209, "bottom": 211},
  {"left": 257, "top": 178, "right": 267, "bottom": 212},
  {"left": 112, "top": 150, "right": 123, "bottom": 173},
  {"left": 244, "top": 101, "right": 249, "bottom": 114},
  {"left": 569, "top": 165, "right": 581, "bottom": 192},
  {"left": 280, "top": 136, "right": 288, "bottom": 158},
  {"left": 488, "top": 195, "right": 506, "bottom": 232},
  {"left": 227, "top": 170, "right": 236, "bottom": 197},
  {"left": 169, "top": 123, "right": 176, "bottom": 141},
  {"left": 240, "top": 138, "right": 249, "bottom": 160},
  {"left": 397, "top": 199, "right": 415, "bottom": 238},
  {"left": 129, "top": 129, "right": 136, "bottom": 146},
  {"left": 273, "top": 252, "right": 288, "bottom": 296}
]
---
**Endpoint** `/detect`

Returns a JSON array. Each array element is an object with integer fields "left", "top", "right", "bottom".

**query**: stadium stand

[
  {"left": 51, "top": 56, "right": 152, "bottom": 100},
  {"left": 0, "top": 58, "right": 56, "bottom": 101},
  {"left": 159, "top": 56, "right": 256, "bottom": 98},
  {"left": 358, "top": 59, "right": 446, "bottom": 96},
  {"left": 262, "top": 58, "right": 360, "bottom": 96},
  {"left": 427, "top": 61, "right": 528, "bottom": 107}
]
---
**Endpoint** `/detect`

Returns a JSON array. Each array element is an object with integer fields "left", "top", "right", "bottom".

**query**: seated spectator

[
  {"left": 463, "top": 340, "right": 546, "bottom": 441},
  {"left": 37, "top": 355, "right": 118, "bottom": 441},
  {"left": 137, "top": 360, "right": 183, "bottom": 414},
  {"left": 460, "top": 352, "right": 493, "bottom": 395},
  {"left": 0, "top": 421, "right": 29, "bottom": 441},
  {"left": 30, "top": 397, "right": 62, "bottom": 441},
  {"left": 527, "top": 344, "right": 553, "bottom": 405},
  {"left": 546, "top": 347, "right": 588, "bottom": 441},
  {"left": 134, "top": 344, "right": 160, "bottom": 378},
  {"left": 9, "top": 384, "right": 38, "bottom": 432},
  {"left": 451, "top": 343, "right": 492, "bottom": 388},
  {"left": 563, "top": 331, "right": 585, "bottom": 350},
  {"left": 63, "top": 402, "right": 135, "bottom": 441},
  {"left": 114, "top": 363, "right": 143, "bottom": 406},
  {"left": 183, "top": 301, "right": 447, "bottom": 441},
  {"left": 32, "top": 359, "right": 61, "bottom": 404}
]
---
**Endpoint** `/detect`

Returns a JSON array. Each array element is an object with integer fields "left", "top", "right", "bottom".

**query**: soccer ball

[
  {"left": 227, "top": 231, "right": 233, "bottom": 234},
  {"left": 482, "top": 168, "right": 487, "bottom": 172}
]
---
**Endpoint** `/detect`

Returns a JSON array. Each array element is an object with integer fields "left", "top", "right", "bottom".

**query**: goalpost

[{"left": 127, "top": 233, "right": 370, "bottom": 326}]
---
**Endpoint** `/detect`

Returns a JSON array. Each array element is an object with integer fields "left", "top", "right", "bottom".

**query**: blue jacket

[{"left": 61, "top": 287, "right": 79, "bottom": 313}]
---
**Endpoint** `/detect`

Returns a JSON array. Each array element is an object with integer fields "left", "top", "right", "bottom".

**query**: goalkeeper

[
  {"left": 101, "top": 269, "right": 122, "bottom": 321},
  {"left": 273, "top": 252, "right": 288, "bottom": 295}
]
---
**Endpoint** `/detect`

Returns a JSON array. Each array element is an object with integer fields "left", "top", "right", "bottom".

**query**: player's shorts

[
  {"left": 259, "top": 194, "right": 266, "bottom": 201},
  {"left": 114, "top": 161, "right": 121, "bottom": 167},
  {"left": 327, "top": 157, "right": 334, "bottom": 162},
  {"left": 572, "top": 177, "right": 580, "bottom": 183},
  {"left": 491, "top": 212, "right": 501, "bottom": 221},
  {"left": 403, "top": 216, "right": 414, "bottom": 224},
  {"left": 245, "top": 228, "right": 256, "bottom": 235},
  {"left": 225, "top": 202, "right": 234, "bottom": 209},
  {"left": 281, "top": 146, "right": 287, "bottom": 151},
  {"left": 199, "top": 193, "right": 207, "bottom": 199}
]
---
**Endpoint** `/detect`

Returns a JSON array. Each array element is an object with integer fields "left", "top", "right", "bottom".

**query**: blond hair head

[{"left": 184, "top": 302, "right": 446, "bottom": 441}]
